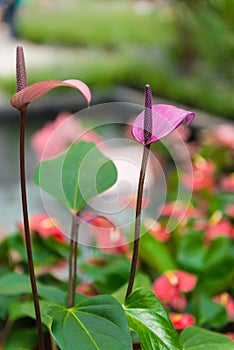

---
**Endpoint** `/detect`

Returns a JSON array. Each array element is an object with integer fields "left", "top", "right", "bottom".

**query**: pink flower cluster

[{"left": 153, "top": 270, "right": 197, "bottom": 329}]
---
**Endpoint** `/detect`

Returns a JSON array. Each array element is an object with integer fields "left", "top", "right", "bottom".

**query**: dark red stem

[
  {"left": 125, "top": 144, "right": 150, "bottom": 299},
  {"left": 20, "top": 110, "right": 45, "bottom": 350},
  {"left": 67, "top": 213, "right": 79, "bottom": 308}
]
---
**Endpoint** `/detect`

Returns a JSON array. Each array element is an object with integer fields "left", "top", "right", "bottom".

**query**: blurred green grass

[
  {"left": 16, "top": 0, "right": 174, "bottom": 47},
  {"left": 3, "top": 0, "right": 234, "bottom": 118}
]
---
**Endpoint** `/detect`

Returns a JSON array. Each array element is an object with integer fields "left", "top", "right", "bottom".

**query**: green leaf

[
  {"left": 203, "top": 237, "right": 234, "bottom": 274},
  {"left": 112, "top": 272, "right": 152, "bottom": 304},
  {"left": 124, "top": 288, "right": 182, "bottom": 350},
  {"left": 139, "top": 231, "right": 177, "bottom": 272},
  {"left": 0, "top": 272, "right": 66, "bottom": 303},
  {"left": 192, "top": 293, "right": 227, "bottom": 328},
  {"left": 49, "top": 295, "right": 132, "bottom": 350},
  {"left": 177, "top": 231, "right": 205, "bottom": 272},
  {"left": 9, "top": 300, "right": 53, "bottom": 328},
  {"left": 80, "top": 254, "right": 130, "bottom": 294},
  {"left": 199, "top": 237, "right": 234, "bottom": 295},
  {"left": 0, "top": 273, "right": 31, "bottom": 295},
  {"left": 181, "top": 326, "right": 234, "bottom": 350},
  {"left": 34, "top": 149, "right": 67, "bottom": 206},
  {"left": 3, "top": 328, "right": 37, "bottom": 350},
  {"left": 37, "top": 284, "right": 66, "bottom": 304},
  {"left": 34, "top": 141, "right": 117, "bottom": 211},
  {"left": 0, "top": 295, "right": 13, "bottom": 320}
]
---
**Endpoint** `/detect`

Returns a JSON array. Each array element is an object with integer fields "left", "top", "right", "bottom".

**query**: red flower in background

[
  {"left": 81, "top": 213, "right": 129, "bottom": 255},
  {"left": 220, "top": 173, "right": 234, "bottom": 192},
  {"left": 205, "top": 211, "right": 234, "bottom": 242},
  {"left": 159, "top": 201, "right": 203, "bottom": 219},
  {"left": 144, "top": 219, "right": 170, "bottom": 242},
  {"left": 170, "top": 313, "right": 196, "bottom": 330},
  {"left": 202, "top": 124, "right": 234, "bottom": 150},
  {"left": 153, "top": 270, "right": 197, "bottom": 311},
  {"left": 225, "top": 204, "right": 234, "bottom": 218},
  {"left": 17, "top": 213, "right": 65, "bottom": 242},
  {"left": 206, "top": 219, "right": 234, "bottom": 241},
  {"left": 183, "top": 156, "right": 216, "bottom": 191},
  {"left": 213, "top": 292, "right": 234, "bottom": 322},
  {"left": 225, "top": 333, "right": 234, "bottom": 342},
  {"left": 76, "top": 282, "right": 99, "bottom": 297},
  {"left": 31, "top": 112, "right": 102, "bottom": 161}
]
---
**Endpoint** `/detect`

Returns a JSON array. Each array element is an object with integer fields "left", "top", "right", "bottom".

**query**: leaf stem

[
  {"left": 125, "top": 144, "right": 150, "bottom": 299},
  {"left": 20, "top": 109, "right": 45, "bottom": 350}
]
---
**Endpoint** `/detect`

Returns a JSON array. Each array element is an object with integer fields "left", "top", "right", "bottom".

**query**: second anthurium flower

[
  {"left": 131, "top": 88, "right": 195, "bottom": 145},
  {"left": 10, "top": 46, "right": 91, "bottom": 111}
]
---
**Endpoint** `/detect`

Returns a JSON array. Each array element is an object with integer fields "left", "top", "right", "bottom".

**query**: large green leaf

[
  {"left": 49, "top": 295, "right": 132, "bottom": 350},
  {"left": 124, "top": 288, "right": 182, "bottom": 350},
  {"left": 34, "top": 141, "right": 117, "bottom": 211},
  {"left": 181, "top": 326, "right": 234, "bottom": 350}
]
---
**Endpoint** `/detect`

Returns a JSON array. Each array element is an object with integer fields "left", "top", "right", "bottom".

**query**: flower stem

[
  {"left": 125, "top": 144, "right": 150, "bottom": 299},
  {"left": 20, "top": 109, "right": 45, "bottom": 350},
  {"left": 67, "top": 213, "right": 79, "bottom": 308},
  {"left": 72, "top": 228, "right": 79, "bottom": 306}
]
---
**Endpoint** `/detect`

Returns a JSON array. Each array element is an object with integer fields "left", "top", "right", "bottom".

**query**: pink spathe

[
  {"left": 132, "top": 104, "right": 195, "bottom": 145},
  {"left": 11, "top": 79, "right": 91, "bottom": 111}
]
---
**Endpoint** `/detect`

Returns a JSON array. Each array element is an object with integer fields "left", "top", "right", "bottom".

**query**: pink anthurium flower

[
  {"left": 170, "top": 313, "right": 196, "bottom": 330},
  {"left": 213, "top": 292, "right": 234, "bottom": 321},
  {"left": 17, "top": 213, "right": 65, "bottom": 242},
  {"left": 132, "top": 103, "right": 195, "bottom": 145},
  {"left": 80, "top": 212, "right": 129, "bottom": 254},
  {"left": 225, "top": 333, "right": 234, "bottom": 341},
  {"left": 76, "top": 281, "right": 99, "bottom": 297},
  {"left": 10, "top": 79, "right": 91, "bottom": 111},
  {"left": 152, "top": 270, "right": 197, "bottom": 311}
]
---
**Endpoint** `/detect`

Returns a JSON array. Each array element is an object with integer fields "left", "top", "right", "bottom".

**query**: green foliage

[
  {"left": 80, "top": 254, "right": 130, "bottom": 294},
  {"left": 140, "top": 229, "right": 177, "bottom": 272},
  {"left": 181, "top": 326, "right": 234, "bottom": 350},
  {"left": 10, "top": 0, "right": 234, "bottom": 118},
  {"left": 177, "top": 231, "right": 205, "bottom": 272},
  {"left": 49, "top": 295, "right": 132, "bottom": 350},
  {"left": 124, "top": 288, "right": 183, "bottom": 350},
  {"left": 3, "top": 328, "right": 37, "bottom": 350},
  {"left": 191, "top": 293, "right": 227, "bottom": 328},
  {"left": 0, "top": 272, "right": 66, "bottom": 304},
  {"left": 34, "top": 141, "right": 117, "bottom": 212},
  {"left": 17, "top": 1, "right": 172, "bottom": 47}
]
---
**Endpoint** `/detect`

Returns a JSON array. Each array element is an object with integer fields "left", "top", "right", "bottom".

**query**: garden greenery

[{"left": 0, "top": 45, "right": 233, "bottom": 349}]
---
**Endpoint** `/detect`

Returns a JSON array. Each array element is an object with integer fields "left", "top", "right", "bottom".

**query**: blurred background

[
  {"left": 0, "top": 0, "right": 233, "bottom": 117},
  {"left": 0, "top": 0, "right": 233, "bottom": 232}
]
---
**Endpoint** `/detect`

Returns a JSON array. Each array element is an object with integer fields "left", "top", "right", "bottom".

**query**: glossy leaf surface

[
  {"left": 124, "top": 288, "right": 182, "bottom": 350},
  {"left": 181, "top": 326, "right": 234, "bottom": 350},
  {"left": 49, "top": 295, "right": 132, "bottom": 350}
]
